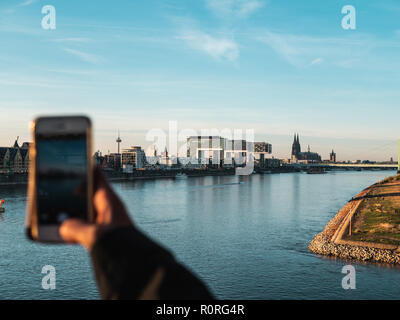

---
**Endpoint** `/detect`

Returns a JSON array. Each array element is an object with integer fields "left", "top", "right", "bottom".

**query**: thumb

[{"left": 59, "top": 219, "right": 98, "bottom": 250}]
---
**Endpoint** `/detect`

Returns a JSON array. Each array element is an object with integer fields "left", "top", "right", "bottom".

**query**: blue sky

[{"left": 0, "top": 0, "right": 399, "bottom": 160}]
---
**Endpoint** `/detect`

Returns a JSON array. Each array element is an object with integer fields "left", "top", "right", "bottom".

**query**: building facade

[
  {"left": 253, "top": 142, "right": 273, "bottom": 167},
  {"left": 224, "top": 139, "right": 249, "bottom": 166},
  {"left": 122, "top": 146, "right": 146, "bottom": 172},
  {"left": 0, "top": 139, "right": 30, "bottom": 174},
  {"left": 186, "top": 136, "right": 272, "bottom": 168},
  {"left": 187, "top": 136, "right": 225, "bottom": 166}
]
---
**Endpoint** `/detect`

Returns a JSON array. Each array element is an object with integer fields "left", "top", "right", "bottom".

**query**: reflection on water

[{"left": 0, "top": 170, "right": 399, "bottom": 299}]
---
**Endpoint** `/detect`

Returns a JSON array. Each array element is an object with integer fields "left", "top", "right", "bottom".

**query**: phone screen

[{"left": 36, "top": 133, "right": 88, "bottom": 225}]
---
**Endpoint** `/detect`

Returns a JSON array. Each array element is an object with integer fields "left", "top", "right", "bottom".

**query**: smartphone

[{"left": 26, "top": 116, "right": 94, "bottom": 243}]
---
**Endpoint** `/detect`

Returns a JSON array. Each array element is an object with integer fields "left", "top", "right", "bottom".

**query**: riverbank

[
  {"left": 0, "top": 168, "right": 237, "bottom": 186},
  {"left": 104, "top": 168, "right": 236, "bottom": 182},
  {"left": 309, "top": 174, "right": 400, "bottom": 264}
]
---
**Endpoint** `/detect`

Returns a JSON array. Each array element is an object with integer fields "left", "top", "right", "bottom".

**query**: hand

[{"left": 60, "top": 167, "right": 133, "bottom": 250}]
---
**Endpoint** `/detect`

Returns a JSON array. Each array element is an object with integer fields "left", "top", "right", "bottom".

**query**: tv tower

[{"left": 116, "top": 130, "right": 122, "bottom": 154}]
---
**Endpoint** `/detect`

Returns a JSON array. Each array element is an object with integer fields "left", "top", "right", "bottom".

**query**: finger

[
  {"left": 93, "top": 167, "right": 112, "bottom": 222},
  {"left": 94, "top": 166, "right": 114, "bottom": 195},
  {"left": 59, "top": 218, "right": 97, "bottom": 250},
  {"left": 94, "top": 188, "right": 113, "bottom": 224},
  {"left": 93, "top": 167, "right": 133, "bottom": 226},
  {"left": 93, "top": 167, "right": 120, "bottom": 218}
]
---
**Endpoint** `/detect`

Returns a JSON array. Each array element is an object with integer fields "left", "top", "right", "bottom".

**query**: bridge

[
  {"left": 290, "top": 163, "right": 398, "bottom": 171},
  {"left": 312, "top": 163, "right": 398, "bottom": 169}
]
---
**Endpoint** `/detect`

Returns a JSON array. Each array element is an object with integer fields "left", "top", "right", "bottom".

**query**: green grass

[{"left": 344, "top": 190, "right": 400, "bottom": 245}]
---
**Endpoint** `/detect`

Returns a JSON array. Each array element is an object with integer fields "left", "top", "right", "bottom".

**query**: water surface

[{"left": 0, "top": 170, "right": 399, "bottom": 299}]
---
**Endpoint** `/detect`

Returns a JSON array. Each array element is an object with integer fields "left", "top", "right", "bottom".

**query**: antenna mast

[{"left": 116, "top": 130, "right": 122, "bottom": 154}]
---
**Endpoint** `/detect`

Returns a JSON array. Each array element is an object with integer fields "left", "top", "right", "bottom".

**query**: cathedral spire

[
  {"left": 296, "top": 134, "right": 301, "bottom": 154},
  {"left": 13, "top": 136, "right": 19, "bottom": 149}
]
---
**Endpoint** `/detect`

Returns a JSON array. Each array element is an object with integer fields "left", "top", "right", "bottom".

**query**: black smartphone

[{"left": 26, "top": 116, "right": 94, "bottom": 243}]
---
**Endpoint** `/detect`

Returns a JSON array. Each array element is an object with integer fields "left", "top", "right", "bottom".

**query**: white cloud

[
  {"left": 50, "top": 38, "right": 91, "bottom": 43},
  {"left": 47, "top": 69, "right": 96, "bottom": 75},
  {"left": 177, "top": 30, "right": 239, "bottom": 61},
  {"left": 255, "top": 30, "right": 376, "bottom": 68},
  {"left": 237, "top": 0, "right": 264, "bottom": 17},
  {"left": 256, "top": 30, "right": 301, "bottom": 66},
  {"left": 63, "top": 48, "right": 102, "bottom": 64},
  {"left": 19, "top": 0, "right": 36, "bottom": 7},
  {"left": 309, "top": 58, "right": 323, "bottom": 66},
  {"left": 206, "top": 0, "right": 264, "bottom": 18}
]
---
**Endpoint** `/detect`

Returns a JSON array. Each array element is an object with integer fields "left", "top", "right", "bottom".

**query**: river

[{"left": 0, "top": 170, "right": 399, "bottom": 299}]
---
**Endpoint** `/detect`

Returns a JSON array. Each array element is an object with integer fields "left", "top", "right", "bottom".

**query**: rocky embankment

[{"left": 308, "top": 187, "right": 400, "bottom": 264}]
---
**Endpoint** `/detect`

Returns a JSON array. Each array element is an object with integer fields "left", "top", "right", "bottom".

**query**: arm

[
  {"left": 60, "top": 168, "right": 213, "bottom": 300},
  {"left": 91, "top": 226, "right": 213, "bottom": 299}
]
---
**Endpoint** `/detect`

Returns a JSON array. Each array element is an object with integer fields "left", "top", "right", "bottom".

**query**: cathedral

[{"left": 291, "top": 134, "right": 321, "bottom": 163}]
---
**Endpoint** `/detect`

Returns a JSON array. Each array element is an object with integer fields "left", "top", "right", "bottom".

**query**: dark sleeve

[{"left": 90, "top": 226, "right": 214, "bottom": 300}]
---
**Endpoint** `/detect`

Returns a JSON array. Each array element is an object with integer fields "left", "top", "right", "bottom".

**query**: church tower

[
  {"left": 330, "top": 149, "right": 337, "bottom": 163},
  {"left": 291, "top": 133, "right": 301, "bottom": 160},
  {"left": 296, "top": 134, "right": 301, "bottom": 154},
  {"left": 291, "top": 134, "right": 297, "bottom": 158}
]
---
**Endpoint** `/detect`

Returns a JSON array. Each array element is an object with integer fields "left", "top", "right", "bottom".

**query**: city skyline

[
  {"left": 0, "top": 0, "right": 399, "bottom": 161},
  {"left": 96, "top": 132, "right": 398, "bottom": 163},
  {"left": 1, "top": 131, "right": 397, "bottom": 163}
]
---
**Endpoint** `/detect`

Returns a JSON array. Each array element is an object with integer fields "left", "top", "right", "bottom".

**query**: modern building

[
  {"left": 104, "top": 153, "right": 121, "bottom": 169},
  {"left": 253, "top": 142, "right": 273, "bottom": 167},
  {"left": 290, "top": 134, "right": 322, "bottom": 163},
  {"left": 187, "top": 136, "right": 225, "bottom": 166},
  {"left": 224, "top": 139, "right": 249, "bottom": 166},
  {"left": 122, "top": 146, "right": 146, "bottom": 172},
  {"left": 186, "top": 136, "right": 273, "bottom": 168}
]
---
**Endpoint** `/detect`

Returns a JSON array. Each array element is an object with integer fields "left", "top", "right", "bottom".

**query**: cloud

[
  {"left": 309, "top": 58, "right": 323, "bottom": 66},
  {"left": 19, "top": 0, "right": 36, "bottom": 6},
  {"left": 63, "top": 48, "right": 102, "bottom": 64},
  {"left": 47, "top": 69, "right": 96, "bottom": 76},
  {"left": 256, "top": 30, "right": 301, "bottom": 66},
  {"left": 50, "top": 38, "right": 91, "bottom": 43},
  {"left": 177, "top": 30, "right": 239, "bottom": 61},
  {"left": 255, "top": 30, "right": 376, "bottom": 68},
  {"left": 206, "top": 0, "right": 264, "bottom": 18}
]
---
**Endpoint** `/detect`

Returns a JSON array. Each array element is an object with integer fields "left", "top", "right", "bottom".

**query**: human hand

[{"left": 60, "top": 167, "right": 133, "bottom": 250}]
